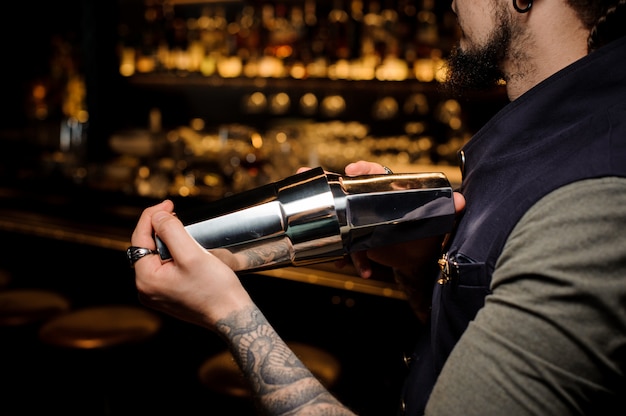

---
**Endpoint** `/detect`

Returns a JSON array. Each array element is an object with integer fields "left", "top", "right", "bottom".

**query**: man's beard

[{"left": 443, "top": 19, "right": 511, "bottom": 96}]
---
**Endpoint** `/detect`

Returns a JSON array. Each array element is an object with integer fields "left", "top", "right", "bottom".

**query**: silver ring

[
  {"left": 382, "top": 166, "right": 393, "bottom": 174},
  {"left": 127, "top": 246, "right": 159, "bottom": 268}
]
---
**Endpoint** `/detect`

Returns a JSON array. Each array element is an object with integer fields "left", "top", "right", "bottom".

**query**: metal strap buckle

[{"left": 437, "top": 252, "right": 459, "bottom": 285}]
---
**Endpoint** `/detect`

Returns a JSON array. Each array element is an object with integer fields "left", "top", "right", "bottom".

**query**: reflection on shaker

[{"left": 155, "top": 167, "right": 455, "bottom": 273}]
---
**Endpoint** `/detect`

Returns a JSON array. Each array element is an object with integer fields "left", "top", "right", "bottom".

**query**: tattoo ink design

[
  {"left": 241, "top": 240, "right": 293, "bottom": 269},
  {"left": 216, "top": 306, "right": 355, "bottom": 415}
]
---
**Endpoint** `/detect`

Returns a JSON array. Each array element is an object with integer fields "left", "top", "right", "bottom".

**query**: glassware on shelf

[{"left": 116, "top": 0, "right": 459, "bottom": 83}]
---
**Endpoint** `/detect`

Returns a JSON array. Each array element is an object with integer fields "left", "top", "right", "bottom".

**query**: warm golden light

[
  {"left": 32, "top": 84, "right": 46, "bottom": 100},
  {"left": 257, "top": 56, "right": 285, "bottom": 78},
  {"left": 290, "top": 62, "right": 307, "bottom": 79},
  {"left": 375, "top": 57, "right": 409, "bottom": 81},
  {"left": 217, "top": 56, "right": 243, "bottom": 78},
  {"left": 299, "top": 93, "right": 318, "bottom": 115},
  {"left": 275, "top": 132, "right": 287, "bottom": 144},
  {"left": 138, "top": 166, "right": 150, "bottom": 178},
  {"left": 190, "top": 118, "right": 205, "bottom": 131},
  {"left": 414, "top": 58, "right": 435, "bottom": 82},
  {"left": 200, "top": 55, "right": 217, "bottom": 76},
  {"left": 251, "top": 133, "right": 263, "bottom": 148},
  {"left": 269, "top": 92, "right": 290, "bottom": 114},
  {"left": 119, "top": 47, "right": 136, "bottom": 77},
  {"left": 328, "top": 59, "right": 350, "bottom": 80}
]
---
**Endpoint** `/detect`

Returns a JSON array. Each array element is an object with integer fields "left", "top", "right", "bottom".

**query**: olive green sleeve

[{"left": 425, "top": 177, "right": 626, "bottom": 415}]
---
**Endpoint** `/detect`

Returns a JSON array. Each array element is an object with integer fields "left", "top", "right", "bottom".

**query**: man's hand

[
  {"left": 338, "top": 161, "right": 465, "bottom": 278},
  {"left": 131, "top": 200, "right": 254, "bottom": 329}
]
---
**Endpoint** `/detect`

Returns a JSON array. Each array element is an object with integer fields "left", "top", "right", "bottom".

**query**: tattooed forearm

[{"left": 216, "top": 306, "right": 356, "bottom": 415}]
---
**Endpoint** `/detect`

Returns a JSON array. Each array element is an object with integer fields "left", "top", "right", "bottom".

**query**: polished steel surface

[
  {"left": 156, "top": 167, "right": 455, "bottom": 272},
  {"left": 0, "top": 202, "right": 406, "bottom": 298}
]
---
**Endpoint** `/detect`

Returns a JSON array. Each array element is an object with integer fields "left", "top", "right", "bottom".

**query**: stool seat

[
  {"left": 39, "top": 305, "right": 161, "bottom": 349},
  {"left": 198, "top": 342, "right": 341, "bottom": 398},
  {"left": 32, "top": 305, "right": 162, "bottom": 415},
  {"left": 0, "top": 289, "right": 71, "bottom": 326}
]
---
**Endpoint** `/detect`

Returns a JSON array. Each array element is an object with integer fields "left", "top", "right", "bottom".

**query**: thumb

[
  {"left": 453, "top": 192, "right": 466, "bottom": 214},
  {"left": 152, "top": 211, "right": 201, "bottom": 261}
]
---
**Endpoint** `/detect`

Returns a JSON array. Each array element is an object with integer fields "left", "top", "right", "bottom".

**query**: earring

[{"left": 513, "top": 0, "right": 533, "bottom": 13}]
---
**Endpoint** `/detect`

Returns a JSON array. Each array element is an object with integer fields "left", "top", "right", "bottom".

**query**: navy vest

[{"left": 400, "top": 36, "right": 626, "bottom": 415}]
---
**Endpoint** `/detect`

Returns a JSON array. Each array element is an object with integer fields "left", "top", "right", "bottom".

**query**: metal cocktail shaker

[{"left": 155, "top": 167, "right": 455, "bottom": 272}]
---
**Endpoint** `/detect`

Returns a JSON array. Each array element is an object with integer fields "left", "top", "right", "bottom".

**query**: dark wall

[
  {"left": 1, "top": 1, "right": 84, "bottom": 127},
  {"left": 0, "top": 1, "right": 125, "bottom": 161}
]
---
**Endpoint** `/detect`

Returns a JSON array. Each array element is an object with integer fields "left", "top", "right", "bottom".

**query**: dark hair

[{"left": 567, "top": 0, "right": 626, "bottom": 51}]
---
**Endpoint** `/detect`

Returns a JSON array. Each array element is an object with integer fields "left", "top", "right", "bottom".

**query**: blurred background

[{"left": 0, "top": 1, "right": 507, "bottom": 415}]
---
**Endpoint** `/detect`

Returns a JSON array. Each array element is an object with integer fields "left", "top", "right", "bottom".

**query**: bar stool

[
  {"left": 0, "top": 288, "right": 71, "bottom": 326},
  {"left": 39, "top": 304, "right": 161, "bottom": 348},
  {"left": 197, "top": 341, "right": 341, "bottom": 411},
  {"left": 36, "top": 304, "right": 162, "bottom": 415}
]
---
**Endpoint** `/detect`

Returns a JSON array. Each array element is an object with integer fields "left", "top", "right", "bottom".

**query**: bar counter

[
  {"left": 0, "top": 176, "right": 426, "bottom": 415},
  {"left": 0, "top": 181, "right": 407, "bottom": 299}
]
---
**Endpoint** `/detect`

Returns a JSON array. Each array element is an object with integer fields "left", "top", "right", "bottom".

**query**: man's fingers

[
  {"left": 344, "top": 161, "right": 387, "bottom": 176},
  {"left": 453, "top": 192, "right": 466, "bottom": 214},
  {"left": 131, "top": 200, "right": 174, "bottom": 248}
]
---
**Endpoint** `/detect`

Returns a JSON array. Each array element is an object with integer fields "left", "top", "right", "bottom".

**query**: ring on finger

[{"left": 127, "top": 246, "right": 159, "bottom": 268}]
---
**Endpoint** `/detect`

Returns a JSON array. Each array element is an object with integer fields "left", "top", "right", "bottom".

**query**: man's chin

[
  {"left": 441, "top": 71, "right": 502, "bottom": 96},
  {"left": 442, "top": 51, "right": 505, "bottom": 95}
]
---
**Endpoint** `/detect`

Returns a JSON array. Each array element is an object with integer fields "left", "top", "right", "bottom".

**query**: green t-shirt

[{"left": 426, "top": 177, "right": 626, "bottom": 415}]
